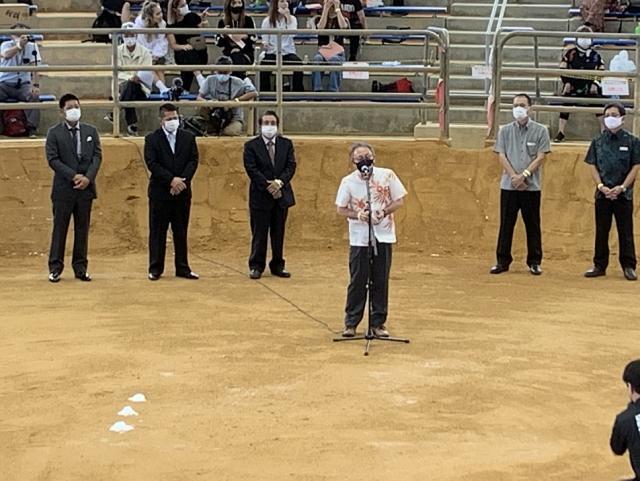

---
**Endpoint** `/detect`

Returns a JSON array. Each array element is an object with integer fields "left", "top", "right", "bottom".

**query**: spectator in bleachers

[
  {"left": 313, "top": 0, "right": 350, "bottom": 92},
  {"left": 133, "top": 1, "right": 180, "bottom": 94},
  {"left": 167, "top": 0, "right": 208, "bottom": 91},
  {"left": 197, "top": 56, "right": 258, "bottom": 136},
  {"left": 0, "top": 23, "right": 41, "bottom": 136},
  {"left": 217, "top": 0, "right": 256, "bottom": 79},
  {"left": 580, "top": 0, "right": 623, "bottom": 32},
  {"left": 553, "top": 25, "right": 604, "bottom": 143},
  {"left": 107, "top": 22, "right": 154, "bottom": 136},
  {"left": 101, "top": 0, "right": 133, "bottom": 26},
  {"left": 340, "top": 0, "right": 365, "bottom": 61},
  {"left": 260, "top": 0, "right": 305, "bottom": 92}
]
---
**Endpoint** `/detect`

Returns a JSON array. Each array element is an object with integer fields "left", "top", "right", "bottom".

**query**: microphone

[
  {"left": 170, "top": 77, "right": 184, "bottom": 101},
  {"left": 359, "top": 164, "right": 372, "bottom": 175}
]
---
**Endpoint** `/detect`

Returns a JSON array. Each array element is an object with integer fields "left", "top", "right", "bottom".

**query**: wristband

[
  {"left": 523, "top": 169, "right": 531, "bottom": 178},
  {"left": 597, "top": 183, "right": 604, "bottom": 190},
  {"left": 621, "top": 185, "right": 627, "bottom": 192}
]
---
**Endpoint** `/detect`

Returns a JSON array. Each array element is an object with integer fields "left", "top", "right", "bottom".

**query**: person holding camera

[
  {"left": 0, "top": 23, "right": 42, "bottom": 136},
  {"left": 196, "top": 56, "right": 257, "bottom": 136}
]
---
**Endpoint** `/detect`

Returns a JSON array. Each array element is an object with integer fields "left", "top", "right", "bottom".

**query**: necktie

[
  {"left": 70, "top": 128, "right": 79, "bottom": 158},
  {"left": 267, "top": 141, "right": 275, "bottom": 166}
]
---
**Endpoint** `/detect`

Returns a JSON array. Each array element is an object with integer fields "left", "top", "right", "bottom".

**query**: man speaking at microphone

[{"left": 335, "top": 142, "right": 407, "bottom": 338}]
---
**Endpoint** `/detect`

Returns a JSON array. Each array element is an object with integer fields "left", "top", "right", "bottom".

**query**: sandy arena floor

[{"left": 1, "top": 247, "right": 638, "bottom": 481}]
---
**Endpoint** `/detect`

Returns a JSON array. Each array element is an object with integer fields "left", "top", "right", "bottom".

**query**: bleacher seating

[
  {"left": 569, "top": 7, "right": 640, "bottom": 19},
  {"left": 563, "top": 37, "right": 636, "bottom": 47},
  {"left": 4, "top": 94, "right": 56, "bottom": 102}
]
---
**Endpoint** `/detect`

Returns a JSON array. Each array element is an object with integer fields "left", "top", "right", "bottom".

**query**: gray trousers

[
  {"left": 0, "top": 81, "right": 40, "bottom": 130},
  {"left": 344, "top": 242, "right": 392, "bottom": 328},
  {"left": 48, "top": 198, "right": 93, "bottom": 276}
]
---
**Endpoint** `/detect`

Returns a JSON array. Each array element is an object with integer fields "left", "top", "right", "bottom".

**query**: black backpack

[{"left": 90, "top": 9, "right": 121, "bottom": 43}]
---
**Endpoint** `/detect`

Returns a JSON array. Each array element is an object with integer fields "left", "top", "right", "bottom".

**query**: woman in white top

[
  {"left": 259, "top": 0, "right": 304, "bottom": 92},
  {"left": 134, "top": 1, "right": 190, "bottom": 91}
]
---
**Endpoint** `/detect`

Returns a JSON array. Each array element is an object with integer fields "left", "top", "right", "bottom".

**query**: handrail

[
  {"left": 484, "top": 0, "right": 509, "bottom": 95},
  {"left": 490, "top": 29, "right": 640, "bottom": 138},
  {"left": 0, "top": 27, "right": 450, "bottom": 140}
]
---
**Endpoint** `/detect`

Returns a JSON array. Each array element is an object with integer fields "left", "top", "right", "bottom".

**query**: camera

[{"left": 169, "top": 77, "right": 184, "bottom": 101}]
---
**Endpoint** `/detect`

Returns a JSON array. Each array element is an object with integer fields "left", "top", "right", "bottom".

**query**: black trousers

[
  {"left": 260, "top": 53, "right": 305, "bottom": 92},
  {"left": 347, "top": 23, "right": 363, "bottom": 61},
  {"left": 249, "top": 206, "right": 288, "bottom": 273},
  {"left": 119, "top": 80, "right": 147, "bottom": 127},
  {"left": 228, "top": 50, "right": 253, "bottom": 80},
  {"left": 344, "top": 242, "right": 392, "bottom": 329},
  {"left": 174, "top": 48, "right": 208, "bottom": 91},
  {"left": 148, "top": 196, "right": 192, "bottom": 276},
  {"left": 48, "top": 197, "right": 93, "bottom": 275},
  {"left": 496, "top": 189, "right": 542, "bottom": 267},
  {"left": 593, "top": 197, "right": 637, "bottom": 270}
]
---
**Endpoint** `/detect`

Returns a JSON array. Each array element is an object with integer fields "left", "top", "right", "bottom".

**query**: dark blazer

[
  {"left": 45, "top": 122, "right": 102, "bottom": 201},
  {"left": 243, "top": 135, "right": 296, "bottom": 210},
  {"left": 144, "top": 128, "right": 199, "bottom": 202}
]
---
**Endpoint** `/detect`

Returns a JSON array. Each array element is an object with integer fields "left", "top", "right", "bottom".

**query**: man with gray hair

[{"left": 335, "top": 142, "right": 407, "bottom": 338}]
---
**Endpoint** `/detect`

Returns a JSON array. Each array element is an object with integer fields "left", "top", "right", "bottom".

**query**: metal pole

[
  {"left": 441, "top": 39, "right": 450, "bottom": 141},
  {"left": 276, "top": 31, "right": 284, "bottom": 133},
  {"left": 634, "top": 40, "right": 640, "bottom": 136},
  {"left": 491, "top": 29, "right": 504, "bottom": 139},
  {"left": 421, "top": 33, "right": 429, "bottom": 124},
  {"left": 111, "top": 35, "right": 120, "bottom": 138},
  {"left": 533, "top": 36, "right": 540, "bottom": 123}
]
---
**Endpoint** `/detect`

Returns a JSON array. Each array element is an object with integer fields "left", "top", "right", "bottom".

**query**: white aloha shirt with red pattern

[{"left": 335, "top": 166, "right": 407, "bottom": 247}]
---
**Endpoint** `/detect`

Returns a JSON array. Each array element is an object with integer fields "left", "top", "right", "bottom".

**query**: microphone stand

[{"left": 334, "top": 166, "right": 410, "bottom": 356}]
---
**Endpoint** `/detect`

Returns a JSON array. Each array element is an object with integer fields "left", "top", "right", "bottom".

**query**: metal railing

[
  {"left": 0, "top": 26, "right": 450, "bottom": 140},
  {"left": 490, "top": 29, "right": 640, "bottom": 138},
  {"left": 484, "top": 0, "right": 509, "bottom": 95}
]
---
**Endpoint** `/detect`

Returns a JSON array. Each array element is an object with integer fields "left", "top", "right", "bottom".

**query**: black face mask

[
  {"left": 355, "top": 156, "right": 374, "bottom": 174},
  {"left": 230, "top": 5, "right": 243, "bottom": 14}
]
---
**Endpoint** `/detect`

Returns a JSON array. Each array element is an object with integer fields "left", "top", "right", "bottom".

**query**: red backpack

[{"left": 2, "top": 110, "right": 27, "bottom": 137}]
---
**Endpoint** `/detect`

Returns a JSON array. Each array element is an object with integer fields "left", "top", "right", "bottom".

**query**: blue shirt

[{"left": 0, "top": 40, "right": 41, "bottom": 85}]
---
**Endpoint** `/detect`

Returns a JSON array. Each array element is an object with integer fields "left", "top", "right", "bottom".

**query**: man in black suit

[
  {"left": 46, "top": 93, "right": 102, "bottom": 283},
  {"left": 144, "top": 103, "right": 199, "bottom": 281},
  {"left": 243, "top": 111, "right": 296, "bottom": 279}
]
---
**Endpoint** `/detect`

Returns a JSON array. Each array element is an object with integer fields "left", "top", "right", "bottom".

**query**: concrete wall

[{"left": 0, "top": 138, "right": 619, "bottom": 263}]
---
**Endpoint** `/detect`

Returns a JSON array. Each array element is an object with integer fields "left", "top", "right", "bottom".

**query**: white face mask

[
  {"left": 164, "top": 118, "right": 180, "bottom": 132},
  {"left": 124, "top": 36, "right": 137, "bottom": 47},
  {"left": 577, "top": 38, "right": 592, "bottom": 50},
  {"left": 512, "top": 106, "right": 528, "bottom": 121},
  {"left": 261, "top": 124, "right": 277, "bottom": 139},
  {"left": 65, "top": 108, "right": 81, "bottom": 123},
  {"left": 604, "top": 115, "right": 623, "bottom": 130},
  {"left": 179, "top": 5, "right": 190, "bottom": 15}
]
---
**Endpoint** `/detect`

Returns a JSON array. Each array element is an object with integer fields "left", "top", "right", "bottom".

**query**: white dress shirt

[{"left": 260, "top": 16, "right": 298, "bottom": 56}]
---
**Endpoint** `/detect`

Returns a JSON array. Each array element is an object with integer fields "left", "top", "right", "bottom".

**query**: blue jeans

[{"left": 312, "top": 51, "right": 345, "bottom": 92}]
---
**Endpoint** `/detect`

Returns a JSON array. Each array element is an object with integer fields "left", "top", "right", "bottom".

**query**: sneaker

[
  {"left": 342, "top": 326, "right": 356, "bottom": 337},
  {"left": 553, "top": 132, "right": 565, "bottom": 143},
  {"left": 126, "top": 124, "right": 139, "bottom": 136},
  {"left": 372, "top": 325, "right": 390, "bottom": 338},
  {"left": 104, "top": 112, "right": 113, "bottom": 124}
]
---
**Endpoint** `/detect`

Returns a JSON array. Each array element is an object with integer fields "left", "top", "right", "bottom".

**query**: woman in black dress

[
  {"left": 167, "top": 0, "right": 209, "bottom": 91},
  {"left": 217, "top": 0, "right": 256, "bottom": 79}
]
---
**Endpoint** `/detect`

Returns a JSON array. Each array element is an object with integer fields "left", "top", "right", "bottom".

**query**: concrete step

[
  {"left": 451, "top": 43, "right": 561, "bottom": 63},
  {"left": 450, "top": 3, "right": 571, "bottom": 18},
  {"left": 445, "top": 16, "right": 570, "bottom": 31},
  {"left": 448, "top": 30, "right": 564, "bottom": 47},
  {"left": 37, "top": 0, "right": 99, "bottom": 13},
  {"left": 34, "top": 103, "right": 424, "bottom": 137},
  {"left": 442, "top": 74, "right": 557, "bottom": 92},
  {"left": 449, "top": 60, "right": 557, "bottom": 75}
]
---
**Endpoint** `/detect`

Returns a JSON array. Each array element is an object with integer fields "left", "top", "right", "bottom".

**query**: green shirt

[{"left": 585, "top": 129, "right": 640, "bottom": 200}]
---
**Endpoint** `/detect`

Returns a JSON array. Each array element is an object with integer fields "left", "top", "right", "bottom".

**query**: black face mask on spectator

[{"left": 231, "top": 6, "right": 243, "bottom": 14}]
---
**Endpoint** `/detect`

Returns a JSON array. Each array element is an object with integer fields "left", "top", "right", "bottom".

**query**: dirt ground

[
  {"left": 2, "top": 138, "right": 640, "bottom": 480},
  {"left": 1, "top": 247, "right": 638, "bottom": 481}
]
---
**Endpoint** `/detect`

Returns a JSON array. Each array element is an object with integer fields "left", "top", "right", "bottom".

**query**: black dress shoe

[
  {"left": 48, "top": 272, "right": 61, "bottom": 283},
  {"left": 490, "top": 264, "right": 509, "bottom": 274},
  {"left": 249, "top": 269, "right": 262, "bottom": 280},
  {"left": 177, "top": 271, "right": 199, "bottom": 280},
  {"left": 271, "top": 269, "right": 291, "bottom": 278},
  {"left": 148, "top": 272, "right": 161, "bottom": 281},
  {"left": 584, "top": 267, "right": 606, "bottom": 278},
  {"left": 529, "top": 264, "right": 542, "bottom": 276},
  {"left": 75, "top": 273, "right": 92, "bottom": 282},
  {"left": 623, "top": 267, "right": 638, "bottom": 281}
]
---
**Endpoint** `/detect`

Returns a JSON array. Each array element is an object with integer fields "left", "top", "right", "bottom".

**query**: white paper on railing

[
  {"left": 472, "top": 65, "right": 491, "bottom": 80},
  {"left": 344, "top": 62, "right": 370, "bottom": 80},
  {"left": 602, "top": 77, "right": 629, "bottom": 96}
]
